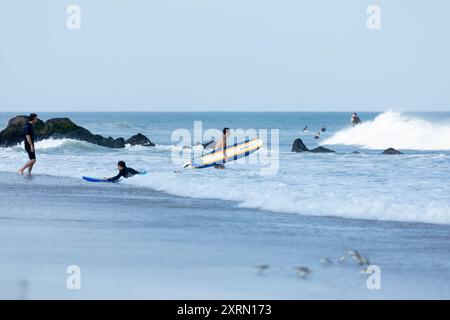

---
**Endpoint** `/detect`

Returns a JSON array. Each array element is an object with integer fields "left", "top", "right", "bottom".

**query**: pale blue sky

[{"left": 1, "top": 0, "right": 449, "bottom": 112}]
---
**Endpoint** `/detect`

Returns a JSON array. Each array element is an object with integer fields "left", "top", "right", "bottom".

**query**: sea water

[
  {"left": 1, "top": 111, "right": 449, "bottom": 225},
  {"left": 1, "top": 111, "right": 450, "bottom": 299}
]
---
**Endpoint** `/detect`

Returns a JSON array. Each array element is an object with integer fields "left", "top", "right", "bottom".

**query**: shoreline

[
  {"left": 1, "top": 169, "right": 449, "bottom": 228},
  {"left": 1, "top": 172, "right": 449, "bottom": 299}
]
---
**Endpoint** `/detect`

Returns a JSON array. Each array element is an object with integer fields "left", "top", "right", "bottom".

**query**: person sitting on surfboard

[
  {"left": 107, "top": 161, "right": 141, "bottom": 182},
  {"left": 214, "top": 127, "right": 231, "bottom": 169}
]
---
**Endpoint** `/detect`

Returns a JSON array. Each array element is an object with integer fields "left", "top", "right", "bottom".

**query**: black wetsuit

[
  {"left": 352, "top": 117, "right": 361, "bottom": 126},
  {"left": 23, "top": 122, "right": 36, "bottom": 160},
  {"left": 108, "top": 167, "right": 140, "bottom": 182}
]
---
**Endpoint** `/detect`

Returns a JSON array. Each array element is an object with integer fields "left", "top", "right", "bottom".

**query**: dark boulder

[
  {"left": 382, "top": 148, "right": 403, "bottom": 155},
  {"left": 42, "top": 118, "right": 81, "bottom": 137},
  {"left": 0, "top": 115, "right": 45, "bottom": 147},
  {"left": 8, "top": 115, "right": 28, "bottom": 127},
  {"left": 310, "top": 146, "right": 336, "bottom": 153},
  {"left": 0, "top": 115, "right": 154, "bottom": 149},
  {"left": 84, "top": 134, "right": 125, "bottom": 149},
  {"left": 41, "top": 118, "right": 126, "bottom": 148},
  {"left": 291, "top": 138, "right": 335, "bottom": 153},
  {"left": 125, "top": 133, "right": 155, "bottom": 147},
  {"left": 291, "top": 138, "right": 309, "bottom": 152}
]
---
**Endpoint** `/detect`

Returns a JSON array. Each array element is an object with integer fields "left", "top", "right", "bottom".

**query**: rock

[
  {"left": 310, "top": 146, "right": 335, "bottom": 153},
  {"left": 0, "top": 115, "right": 154, "bottom": 149},
  {"left": 291, "top": 138, "right": 309, "bottom": 152},
  {"left": 291, "top": 138, "right": 335, "bottom": 153},
  {"left": 382, "top": 148, "right": 403, "bottom": 155},
  {"left": 125, "top": 133, "right": 155, "bottom": 147},
  {"left": 43, "top": 118, "right": 80, "bottom": 137},
  {"left": 42, "top": 118, "right": 126, "bottom": 148},
  {"left": 7, "top": 115, "right": 28, "bottom": 127},
  {"left": 0, "top": 116, "right": 44, "bottom": 147},
  {"left": 0, "top": 115, "right": 45, "bottom": 147}
]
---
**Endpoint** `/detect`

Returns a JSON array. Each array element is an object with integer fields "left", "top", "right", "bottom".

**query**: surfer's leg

[
  {"left": 19, "top": 159, "right": 35, "bottom": 175},
  {"left": 28, "top": 159, "right": 36, "bottom": 174},
  {"left": 29, "top": 152, "right": 36, "bottom": 174},
  {"left": 20, "top": 151, "right": 36, "bottom": 175}
]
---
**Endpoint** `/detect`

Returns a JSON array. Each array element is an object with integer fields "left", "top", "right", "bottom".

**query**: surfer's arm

[
  {"left": 25, "top": 134, "right": 34, "bottom": 151},
  {"left": 214, "top": 139, "right": 227, "bottom": 162},
  {"left": 108, "top": 172, "right": 122, "bottom": 182},
  {"left": 214, "top": 139, "right": 223, "bottom": 151}
]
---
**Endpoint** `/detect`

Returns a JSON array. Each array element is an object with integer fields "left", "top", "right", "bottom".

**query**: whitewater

[
  {"left": 322, "top": 111, "right": 450, "bottom": 150},
  {"left": 1, "top": 111, "right": 450, "bottom": 225}
]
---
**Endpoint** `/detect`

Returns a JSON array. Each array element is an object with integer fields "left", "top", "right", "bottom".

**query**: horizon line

[{"left": 1, "top": 109, "right": 449, "bottom": 113}]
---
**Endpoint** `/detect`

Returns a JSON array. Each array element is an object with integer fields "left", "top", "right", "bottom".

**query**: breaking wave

[{"left": 322, "top": 111, "right": 450, "bottom": 150}]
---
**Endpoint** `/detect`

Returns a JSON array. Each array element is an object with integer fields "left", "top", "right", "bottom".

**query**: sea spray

[{"left": 322, "top": 111, "right": 450, "bottom": 150}]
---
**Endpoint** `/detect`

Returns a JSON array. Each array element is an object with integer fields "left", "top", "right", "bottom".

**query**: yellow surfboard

[{"left": 194, "top": 138, "right": 263, "bottom": 169}]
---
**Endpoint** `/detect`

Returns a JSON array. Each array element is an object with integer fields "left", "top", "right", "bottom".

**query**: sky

[{"left": 0, "top": 0, "right": 449, "bottom": 112}]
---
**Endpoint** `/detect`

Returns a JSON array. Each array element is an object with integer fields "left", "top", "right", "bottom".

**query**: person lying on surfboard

[
  {"left": 106, "top": 161, "right": 141, "bottom": 182},
  {"left": 214, "top": 128, "right": 231, "bottom": 169}
]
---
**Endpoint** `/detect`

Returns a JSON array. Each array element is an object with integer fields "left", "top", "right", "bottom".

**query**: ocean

[{"left": 0, "top": 111, "right": 449, "bottom": 299}]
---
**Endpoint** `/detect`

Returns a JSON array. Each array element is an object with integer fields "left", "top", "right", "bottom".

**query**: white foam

[
  {"left": 15, "top": 138, "right": 99, "bottom": 151},
  {"left": 322, "top": 111, "right": 450, "bottom": 150},
  {"left": 154, "top": 144, "right": 206, "bottom": 151},
  {"left": 34, "top": 139, "right": 67, "bottom": 149},
  {"left": 0, "top": 139, "right": 69, "bottom": 153},
  {"left": 125, "top": 163, "right": 450, "bottom": 225},
  {"left": 2, "top": 121, "right": 450, "bottom": 226}
]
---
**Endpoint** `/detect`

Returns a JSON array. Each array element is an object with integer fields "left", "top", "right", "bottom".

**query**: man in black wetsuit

[
  {"left": 18, "top": 113, "right": 38, "bottom": 175},
  {"left": 107, "top": 161, "right": 141, "bottom": 182},
  {"left": 351, "top": 113, "right": 362, "bottom": 126}
]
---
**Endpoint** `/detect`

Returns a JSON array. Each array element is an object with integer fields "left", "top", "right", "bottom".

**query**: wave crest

[{"left": 322, "top": 111, "right": 450, "bottom": 150}]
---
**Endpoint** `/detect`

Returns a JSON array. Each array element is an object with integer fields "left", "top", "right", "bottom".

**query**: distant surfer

[
  {"left": 18, "top": 113, "right": 38, "bottom": 175},
  {"left": 106, "top": 161, "right": 141, "bottom": 181},
  {"left": 314, "top": 131, "right": 321, "bottom": 139},
  {"left": 320, "top": 126, "right": 326, "bottom": 132},
  {"left": 351, "top": 113, "right": 361, "bottom": 126},
  {"left": 303, "top": 126, "right": 309, "bottom": 133},
  {"left": 214, "top": 128, "right": 231, "bottom": 169}
]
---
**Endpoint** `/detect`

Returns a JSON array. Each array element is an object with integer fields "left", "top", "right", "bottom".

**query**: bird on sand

[
  {"left": 293, "top": 266, "right": 312, "bottom": 279},
  {"left": 255, "top": 265, "right": 270, "bottom": 275}
]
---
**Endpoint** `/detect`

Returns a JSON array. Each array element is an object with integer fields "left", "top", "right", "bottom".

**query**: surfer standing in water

[
  {"left": 106, "top": 161, "right": 141, "bottom": 181},
  {"left": 351, "top": 113, "right": 361, "bottom": 126},
  {"left": 18, "top": 113, "right": 38, "bottom": 175},
  {"left": 214, "top": 128, "right": 231, "bottom": 169}
]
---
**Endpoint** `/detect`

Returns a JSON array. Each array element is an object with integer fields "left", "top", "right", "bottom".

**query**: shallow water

[
  {"left": 1, "top": 111, "right": 450, "bottom": 298},
  {"left": 1, "top": 111, "right": 450, "bottom": 225},
  {"left": 0, "top": 173, "right": 449, "bottom": 299}
]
